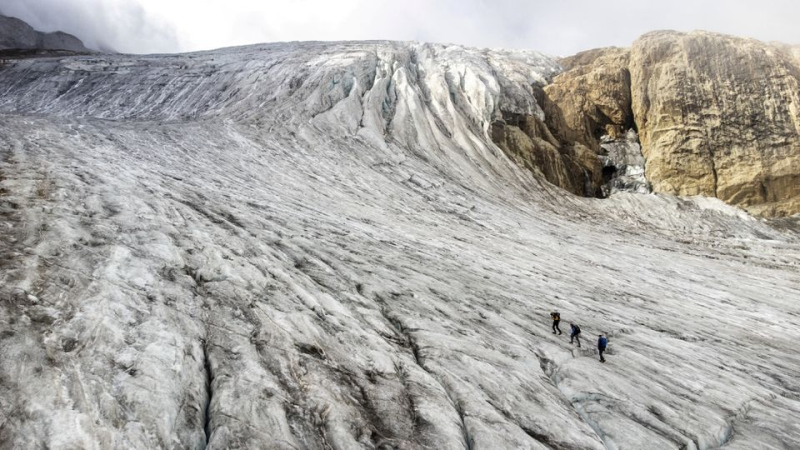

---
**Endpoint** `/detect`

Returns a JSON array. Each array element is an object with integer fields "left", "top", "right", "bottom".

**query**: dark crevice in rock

[
  {"left": 602, "top": 165, "right": 617, "bottom": 185},
  {"left": 709, "top": 148, "right": 719, "bottom": 199},
  {"left": 521, "top": 47, "right": 657, "bottom": 200},
  {"left": 541, "top": 49, "right": 633, "bottom": 152}
]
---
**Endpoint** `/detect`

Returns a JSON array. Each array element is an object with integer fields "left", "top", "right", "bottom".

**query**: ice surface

[{"left": 0, "top": 41, "right": 799, "bottom": 449}]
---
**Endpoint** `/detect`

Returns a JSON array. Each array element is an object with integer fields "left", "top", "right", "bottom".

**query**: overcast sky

[{"left": 1, "top": 0, "right": 798, "bottom": 55}]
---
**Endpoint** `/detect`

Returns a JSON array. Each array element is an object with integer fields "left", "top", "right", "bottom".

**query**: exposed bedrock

[
  {"left": 489, "top": 46, "right": 639, "bottom": 198},
  {"left": 531, "top": 31, "right": 800, "bottom": 217},
  {"left": 630, "top": 31, "right": 800, "bottom": 217},
  {"left": 0, "top": 14, "right": 88, "bottom": 53},
  {"left": 542, "top": 47, "right": 634, "bottom": 152},
  {"left": 490, "top": 110, "right": 603, "bottom": 197}
]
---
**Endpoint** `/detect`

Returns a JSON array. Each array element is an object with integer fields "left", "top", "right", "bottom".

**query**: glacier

[{"left": 0, "top": 41, "right": 799, "bottom": 449}]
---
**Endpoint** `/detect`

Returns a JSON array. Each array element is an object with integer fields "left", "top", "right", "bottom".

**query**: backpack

[
  {"left": 551, "top": 312, "right": 560, "bottom": 320},
  {"left": 573, "top": 325, "right": 581, "bottom": 333}
]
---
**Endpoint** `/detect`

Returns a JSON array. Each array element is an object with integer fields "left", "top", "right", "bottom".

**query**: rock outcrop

[
  {"left": 490, "top": 110, "right": 603, "bottom": 197},
  {"left": 488, "top": 48, "right": 635, "bottom": 198},
  {"left": 0, "top": 14, "right": 88, "bottom": 53},
  {"left": 536, "top": 32, "right": 800, "bottom": 217},
  {"left": 529, "top": 47, "right": 642, "bottom": 198},
  {"left": 542, "top": 47, "right": 633, "bottom": 151},
  {"left": 493, "top": 46, "right": 643, "bottom": 198},
  {"left": 629, "top": 31, "right": 800, "bottom": 217}
]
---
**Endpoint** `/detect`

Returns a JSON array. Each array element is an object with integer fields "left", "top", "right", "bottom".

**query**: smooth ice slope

[{"left": 0, "top": 42, "right": 799, "bottom": 450}]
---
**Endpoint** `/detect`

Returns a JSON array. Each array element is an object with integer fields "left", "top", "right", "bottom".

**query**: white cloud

[
  {"left": 1, "top": 0, "right": 798, "bottom": 55},
  {"left": 0, "top": 0, "right": 179, "bottom": 53}
]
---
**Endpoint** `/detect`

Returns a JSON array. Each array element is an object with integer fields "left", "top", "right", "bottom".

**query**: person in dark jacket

[
  {"left": 598, "top": 334, "right": 608, "bottom": 362},
  {"left": 550, "top": 311, "right": 562, "bottom": 334},
  {"left": 570, "top": 323, "right": 581, "bottom": 347}
]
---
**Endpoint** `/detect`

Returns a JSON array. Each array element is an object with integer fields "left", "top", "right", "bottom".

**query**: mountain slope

[
  {"left": 1, "top": 41, "right": 799, "bottom": 450},
  {"left": 0, "top": 14, "right": 88, "bottom": 53}
]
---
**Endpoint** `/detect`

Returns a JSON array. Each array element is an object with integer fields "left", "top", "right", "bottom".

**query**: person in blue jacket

[
  {"left": 598, "top": 334, "right": 608, "bottom": 362},
  {"left": 569, "top": 323, "right": 581, "bottom": 347}
]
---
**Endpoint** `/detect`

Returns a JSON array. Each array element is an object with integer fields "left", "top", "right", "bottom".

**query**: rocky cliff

[
  {"left": 538, "top": 31, "right": 800, "bottom": 217},
  {"left": 0, "top": 14, "right": 88, "bottom": 53},
  {"left": 489, "top": 110, "right": 603, "bottom": 197},
  {"left": 487, "top": 48, "right": 633, "bottom": 197},
  {"left": 630, "top": 31, "right": 800, "bottom": 217},
  {"left": 542, "top": 47, "right": 633, "bottom": 150}
]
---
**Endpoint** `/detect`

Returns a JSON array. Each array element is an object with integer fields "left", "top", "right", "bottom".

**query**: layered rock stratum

[{"left": 0, "top": 18, "right": 799, "bottom": 450}]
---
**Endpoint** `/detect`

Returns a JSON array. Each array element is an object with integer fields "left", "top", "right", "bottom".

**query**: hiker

[
  {"left": 550, "top": 311, "right": 562, "bottom": 334},
  {"left": 570, "top": 323, "right": 581, "bottom": 347},
  {"left": 598, "top": 334, "right": 608, "bottom": 363}
]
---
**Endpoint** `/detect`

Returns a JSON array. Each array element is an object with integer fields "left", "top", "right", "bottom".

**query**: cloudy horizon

[{"left": 1, "top": 0, "right": 798, "bottom": 55}]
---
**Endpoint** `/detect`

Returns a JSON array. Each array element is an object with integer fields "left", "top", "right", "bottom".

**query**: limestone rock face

[
  {"left": 513, "top": 46, "right": 642, "bottom": 198},
  {"left": 542, "top": 48, "right": 633, "bottom": 151},
  {"left": 536, "top": 32, "right": 800, "bottom": 216},
  {"left": 629, "top": 31, "right": 800, "bottom": 217},
  {"left": 490, "top": 111, "right": 602, "bottom": 196}
]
